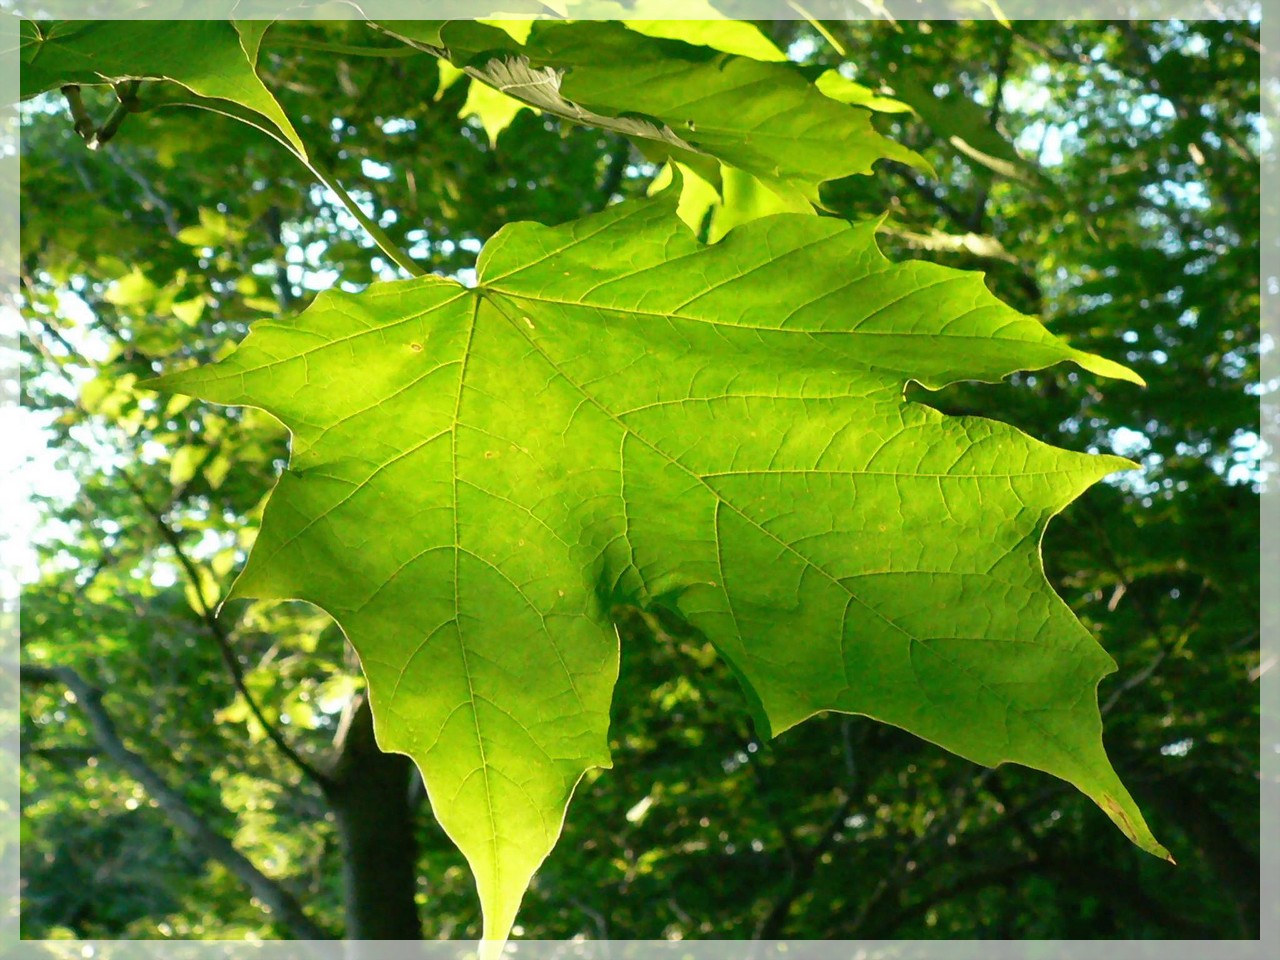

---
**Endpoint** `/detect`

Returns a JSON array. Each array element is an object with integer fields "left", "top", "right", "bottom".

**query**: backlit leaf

[
  {"left": 375, "top": 19, "right": 922, "bottom": 202},
  {"left": 151, "top": 191, "right": 1166, "bottom": 944},
  {"left": 19, "top": 17, "right": 306, "bottom": 157}
]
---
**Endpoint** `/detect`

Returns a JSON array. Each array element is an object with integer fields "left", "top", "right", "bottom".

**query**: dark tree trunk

[{"left": 325, "top": 695, "right": 423, "bottom": 944}]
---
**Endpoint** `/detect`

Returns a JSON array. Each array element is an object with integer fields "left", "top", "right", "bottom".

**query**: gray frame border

[{"left": 1, "top": 1, "right": 1271, "bottom": 956}]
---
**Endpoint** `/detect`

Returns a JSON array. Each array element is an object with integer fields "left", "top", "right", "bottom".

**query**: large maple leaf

[{"left": 150, "top": 193, "right": 1168, "bottom": 942}]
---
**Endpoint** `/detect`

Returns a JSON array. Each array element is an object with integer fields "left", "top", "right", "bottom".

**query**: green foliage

[
  {"left": 379, "top": 20, "right": 921, "bottom": 205},
  {"left": 152, "top": 181, "right": 1165, "bottom": 935},
  {"left": 20, "top": 18, "right": 304, "bottom": 155},
  {"left": 18, "top": 14, "right": 1260, "bottom": 945}
]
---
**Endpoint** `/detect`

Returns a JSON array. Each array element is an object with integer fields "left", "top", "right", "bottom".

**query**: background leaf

[
  {"left": 20, "top": 18, "right": 306, "bottom": 157},
  {"left": 377, "top": 19, "right": 923, "bottom": 203}
]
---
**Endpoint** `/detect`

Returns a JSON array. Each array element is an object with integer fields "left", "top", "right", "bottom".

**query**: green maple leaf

[
  {"left": 149, "top": 193, "right": 1168, "bottom": 943},
  {"left": 20, "top": 17, "right": 305, "bottom": 157},
  {"left": 375, "top": 19, "right": 921, "bottom": 203}
]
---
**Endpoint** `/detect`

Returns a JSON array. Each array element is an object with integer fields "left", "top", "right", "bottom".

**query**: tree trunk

[{"left": 325, "top": 694, "right": 423, "bottom": 944}]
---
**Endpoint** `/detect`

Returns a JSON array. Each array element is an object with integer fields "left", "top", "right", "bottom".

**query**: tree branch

[
  {"left": 21, "top": 663, "right": 332, "bottom": 940},
  {"left": 323, "top": 693, "right": 423, "bottom": 940},
  {"left": 885, "top": 160, "right": 970, "bottom": 226},
  {"left": 968, "top": 30, "right": 1015, "bottom": 232},
  {"left": 24, "top": 319, "right": 332, "bottom": 792},
  {"left": 753, "top": 791, "right": 853, "bottom": 939},
  {"left": 120, "top": 471, "right": 335, "bottom": 792},
  {"left": 752, "top": 718, "right": 863, "bottom": 939}
]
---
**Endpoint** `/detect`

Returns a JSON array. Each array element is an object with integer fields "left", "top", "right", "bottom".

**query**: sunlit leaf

[
  {"left": 375, "top": 19, "right": 922, "bottom": 202},
  {"left": 19, "top": 17, "right": 306, "bottom": 157},
  {"left": 152, "top": 191, "right": 1165, "bottom": 944}
]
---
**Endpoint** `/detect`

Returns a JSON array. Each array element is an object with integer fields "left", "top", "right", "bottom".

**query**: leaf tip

[
  {"left": 136, "top": 367, "right": 205, "bottom": 397},
  {"left": 1072, "top": 350, "right": 1146, "bottom": 388},
  {"left": 1096, "top": 453, "right": 1142, "bottom": 477},
  {"left": 143, "top": 376, "right": 201, "bottom": 403},
  {"left": 1118, "top": 366, "right": 1147, "bottom": 388},
  {"left": 1098, "top": 790, "right": 1169, "bottom": 862},
  {"left": 894, "top": 144, "right": 935, "bottom": 180}
]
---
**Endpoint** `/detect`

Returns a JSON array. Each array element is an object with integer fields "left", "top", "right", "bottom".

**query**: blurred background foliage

[{"left": 17, "top": 16, "right": 1261, "bottom": 940}]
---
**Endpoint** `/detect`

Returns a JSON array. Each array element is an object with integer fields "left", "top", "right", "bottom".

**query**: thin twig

[
  {"left": 90, "top": 79, "right": 141, "bottom": 148},
  {"left": 121, "top": 470, "right": 334, "bottom": 790},
  {"left": 885, "top": 160, "right": 970, "bottom": 227},
  {"left": 968, "top": 30, "right": 1015, "bottom": 232},
  {"left": 104, "top": 146, "right": 180, "bottom": 237}
]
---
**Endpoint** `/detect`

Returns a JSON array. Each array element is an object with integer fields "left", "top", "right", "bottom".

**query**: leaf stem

[
  {"left": 299, "top": 156, "right": 425, "bottom": 278},
  {"left": 137, "top": 62, "right": 425, "bottom": 278},
  {"left": 61, "top": 84, "right": 96, "bottom": 143},
  {"left": 92, "top": 79, "right": 141, "bottom": 148},
  {"left": 787, "top": 1, "right": 849, "bottom": 56}
]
